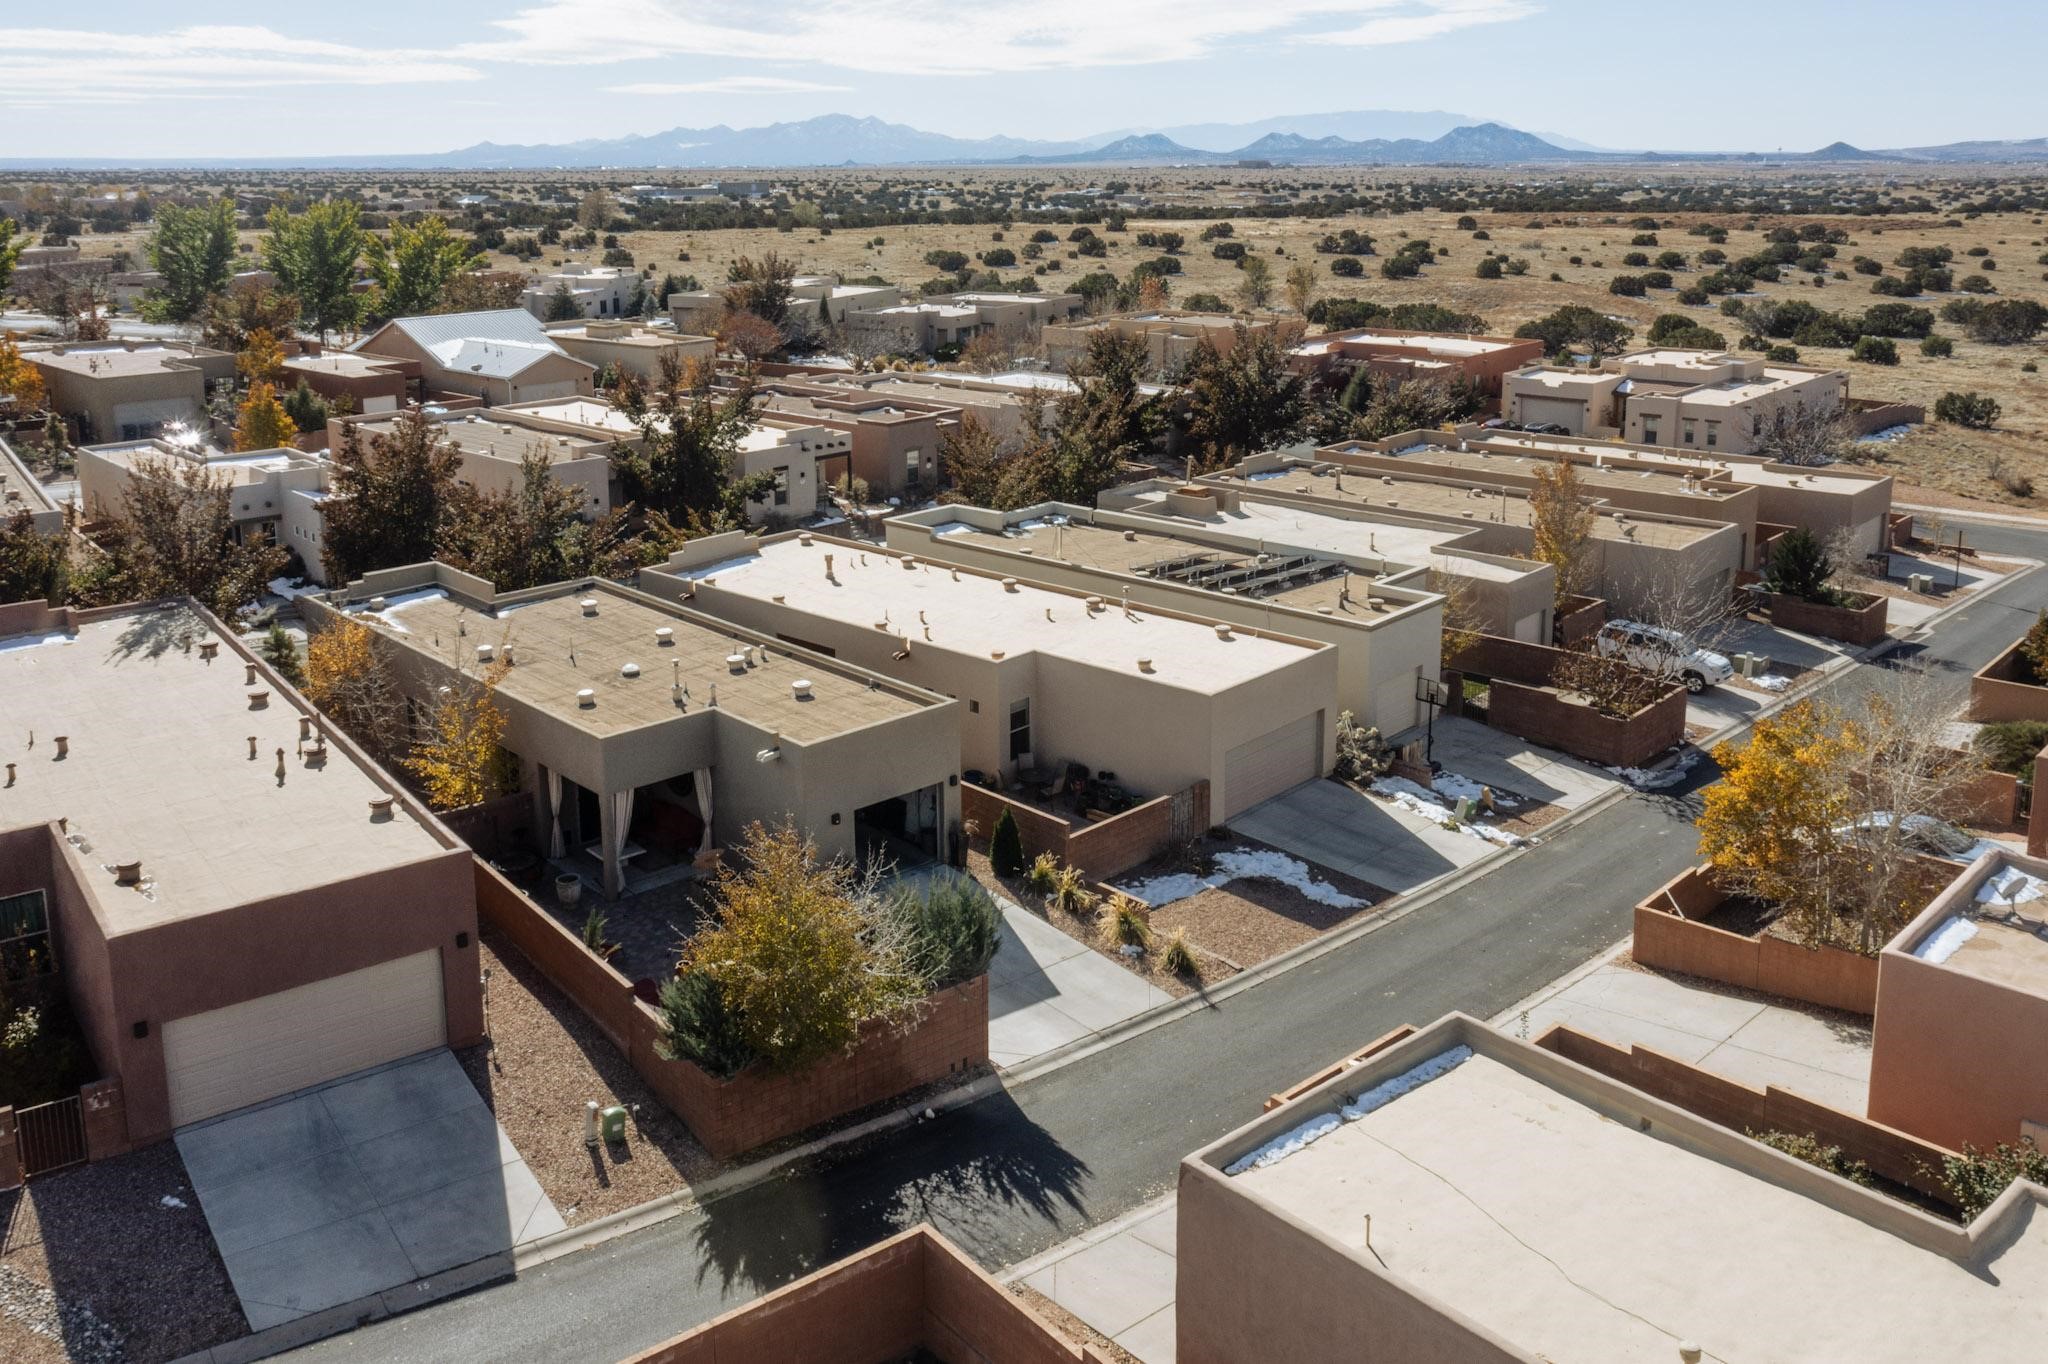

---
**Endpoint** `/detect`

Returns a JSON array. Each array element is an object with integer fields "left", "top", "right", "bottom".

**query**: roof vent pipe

[
  {"left": 369, "top": 795, "right": 395, "bottom": 821},
  {"left": 577, "top": 688, "right": 596, "bottom": 708},
  {"left": 1001, "top": 577, "right": 1018, "bottom": 592},
  {"left": 799, "top": 532, "right": 813, "bottom": 546},
  {"left": 54, "top": 735, "right": 69, "bottom": 758},
  {"left": 114, "top": 860, "right": 143, "bottom": 885},
  {"left": 245, "top": 663, "right": 258, "bottom": 685},
  {"left": 476, "top": 644, "right": 494, "bottom": 663},
  {"left": 580, "top": 597, "right": 598, "bottom": 616},
  {"left": 726, "top": 652, "right": 747, "bottom": 673},
  {"left": 621, "top": 662, "right": 640, "bottom": 679},
  {"left": 655, "top": 627, "right": 674, "bottom": 646},
  {"left": 1215, "top": 623, "right": 1233, "bottom": 641},
  {"left": 792, "top": 679, "right": 813, "bottom": 700},
  {"left": 1137, "top": 658, "right": 1155, "bottom": 674}
]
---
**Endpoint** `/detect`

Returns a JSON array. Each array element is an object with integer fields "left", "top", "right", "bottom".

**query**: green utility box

[{"left": 600, "top": 1105, "right": 629, "bottom": 1144}]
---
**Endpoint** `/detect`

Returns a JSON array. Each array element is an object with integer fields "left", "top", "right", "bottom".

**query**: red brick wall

[
  {"left": 473, "top": 860, "right": 639, "bottom": 1054},
  {"left": 1767, "top": 592, "right": 1887, "bottom": 647},
  {"left": 80, "top": 1077, "right": 127, "bottom": 1162},
  {"left": 1537, "top": 1026, "right": 1955, "bottom": 1201},
  {"left": 626, "top": 976, "right": 988, "bottom": 1161},
  {"left": 1487, "top": 680, "right": 1686, "bottom": 770},
  {"left": 963, "top": 781, "right": 1208, "bottom": 883},
  {"left": 1554, "top": 595, "right": 1607, "bottom": 648},
  {"left": 1970, "top": 642, "right": 2048, "bottom": 725}
]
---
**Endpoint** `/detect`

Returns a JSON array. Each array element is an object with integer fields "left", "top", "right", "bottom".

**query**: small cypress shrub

[{"left": 989, "top": 808, "right": 1025, "bottom": 878}]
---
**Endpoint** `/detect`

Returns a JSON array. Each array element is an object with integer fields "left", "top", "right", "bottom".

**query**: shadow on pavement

[{"left": 691, "top": 1088, "right": 1091, "bottom": 1294}]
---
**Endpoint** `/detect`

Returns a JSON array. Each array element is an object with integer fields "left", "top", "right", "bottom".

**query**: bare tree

[{"left": 1748, "top": 402, "right": 1853, "bottom": 468}]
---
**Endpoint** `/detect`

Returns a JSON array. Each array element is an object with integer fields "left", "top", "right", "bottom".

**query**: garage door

[
  {"left": 1223, "top": 712, "right": 1323, "bottom": 818},
  {"left": 163, "top": 950, "right": 446, "bottom": 1128},
  {"left": 1515, "top": 395, "right": 1587, "bottom": 433}
]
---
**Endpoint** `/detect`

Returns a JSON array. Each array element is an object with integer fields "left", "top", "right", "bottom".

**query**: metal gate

[{"left": 17, "top": 1095, "right": 86, "bottom": 1178}]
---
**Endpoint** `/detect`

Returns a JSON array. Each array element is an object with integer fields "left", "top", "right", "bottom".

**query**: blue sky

[{"left": 5, "top": 1, "right": 2042, "bottom": 159}]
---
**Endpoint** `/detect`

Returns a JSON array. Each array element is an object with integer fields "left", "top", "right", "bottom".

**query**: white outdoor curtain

[
  {"left": 545, "top": 769, "right": 566, "bottom": 859},
  {"left": 611, "top": 789, "right": 635, "bottom": 865},
  {"left": 691, "top": 768, "right": 714, "bottom": 852}
]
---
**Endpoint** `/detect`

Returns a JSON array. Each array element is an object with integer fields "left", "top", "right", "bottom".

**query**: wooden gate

[{"left": 17, "top": 1095, "right": 86, "bottom": 1178}]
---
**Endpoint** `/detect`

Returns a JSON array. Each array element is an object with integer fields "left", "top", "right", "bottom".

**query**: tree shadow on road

[{"left": 690, "top": 1088, "right": 1090, "bottom": 1295}]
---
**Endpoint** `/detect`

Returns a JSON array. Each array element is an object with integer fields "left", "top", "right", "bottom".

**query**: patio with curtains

[{"left": 541, "top": 764, "right": 717, "bottom": 899}]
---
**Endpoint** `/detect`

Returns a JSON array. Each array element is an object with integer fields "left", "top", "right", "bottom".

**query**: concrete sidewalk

[
  {"left": 1010, "top": 1195, "right": 1179, "bottom": 1364},
  {"left": 988, "top": 899, "right": 1172, "bottom": 1071}
]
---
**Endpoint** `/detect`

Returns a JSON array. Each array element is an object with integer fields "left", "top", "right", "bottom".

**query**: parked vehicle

[
  {"left": 1837, "top": 812, "right": 1980, "bottom": 860},
  {"left": 1593, "top": 620, "right": 1733, "bottom": 694}
]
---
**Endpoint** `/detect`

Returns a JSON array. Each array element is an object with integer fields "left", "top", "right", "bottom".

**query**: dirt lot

[{"left": 0, "top": 1142, "right": 244, "bottom": 1364}]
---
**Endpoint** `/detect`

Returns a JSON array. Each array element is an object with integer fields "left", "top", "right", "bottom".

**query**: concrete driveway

[
  {"left": 989, "top": 901, "right": 1172, "bottom": 1070},
  {"left": 175, "top": 1049, "right": 563, "bottom": 1331},
  {"left": 1232, "top": 778, "right": 1492, "bottom": 893}
]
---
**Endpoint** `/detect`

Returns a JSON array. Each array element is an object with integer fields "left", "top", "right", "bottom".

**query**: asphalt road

[{"left": 292, "top": 513, "right": 2048, "bottom": 1364}]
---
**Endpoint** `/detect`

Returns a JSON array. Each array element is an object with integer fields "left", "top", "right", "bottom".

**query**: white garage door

[
  {"left": 163, "top": 950, "right": 446, "bottom": 1128},
  {"left": 1223, "top": 712, "right": 1323, "bottom": 818},
  {"left": 1515, "top": 395, "right": 1588, "bottom": 433}
]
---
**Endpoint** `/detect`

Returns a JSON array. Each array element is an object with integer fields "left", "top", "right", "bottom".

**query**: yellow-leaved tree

[
  {"left": 680, "top": 822, "right": 921, "bottom": 1072},
  {"left": 236, "top": 327, "right": 286, "bottom": 386},
  {"left": 1529, "top": 456, "right": 1594, "bottom": 615},
  {"left": 302, "top": 618, "right": 402, "bottom": 760},
  {"left": 233, "top": 381, "right": 296, "bottom": 452},
  {"left": 404, "top": 661, "right": 510, "bottom": 809},
  {"left": 0, "top": 333, "right": 46, "bottom": 414}
]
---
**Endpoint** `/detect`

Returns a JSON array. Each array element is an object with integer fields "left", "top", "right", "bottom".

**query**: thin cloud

[
  {"left": 614, "top": 76, "right": 854, "bottom": 95},
  {"left": 0, "top": 24, "right": 479, "bottom": 103},
  {"left": 462, "top": 1, "right": 1539, "bottom": 75}
]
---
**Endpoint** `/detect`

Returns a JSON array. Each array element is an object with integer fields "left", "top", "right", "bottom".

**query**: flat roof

[
  {"left": 28, "top": 345, "right": 208, "bottom": 379},
  {"left": 355, "top": 583, "right": 930, "bottom": 745},
  {"left": 692, "top": 536, "right": 1319, "bottom": 693},
  {"left": 1352, "top": 440, "right": 1745, "bottom": 504},
  {"left": 283, "top": 352, "right": 407, "bottom": 379},
  {"left": 351, "top": 412, "right": 609, "bottom": 463},
  {"left": 1507, "top": 366, "right": 1617, "bottom": 392},
  {"left": 833, "top": 376, "right": 1027, "bottom": 413},
  {"left": 0, "top": 605, "right": 446, "bottom": 932},
  {"left": 1224, "top": 1039, "right": 2048, "bottom": 1361},
  {"left": 1128, "top": 494, "right": 1533, "bottom": 584},
  {"left": 1905, "top": 857, "right": 2048, "bottom": 994},
  {"left": 1, "top": 437, "right": 59, "bottom": 515},
  {"left": 1299, "top": 329, "right": 1524, "bottom": 358},
  {"left": 541, "top": 325, "right": 688, "bottom": 349},
  {"left": 1221, "top": 463, "right": 1716, "bottom": 549},
  {"left": 1473, "top": 432, "right": 1881, "bottom": 494},
  {"left": 925, "top": 512, "right": 1421, "bottom": 615}
]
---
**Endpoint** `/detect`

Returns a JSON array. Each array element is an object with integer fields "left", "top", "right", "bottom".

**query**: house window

[
  {"left": 1008, "top": 698, "right": 1031, "bottom": 760},
  {"left": 1641, "top": 420, "right": 1660, "bottom": 445},
  {"left": 905, "top": 448, "right": 923, "bottom": 487},
  {"left": 0, "top": 890, "right": 54, "bottom": 984},
  {"left": 1705, "top": 422, "right": 1719, "bottom": 448},
  {"left": 1681, "top": 420, "right": 1696, "bottom": 445},
  {"left": 772, "top": 467, "right": 790, "bottom": 506}
]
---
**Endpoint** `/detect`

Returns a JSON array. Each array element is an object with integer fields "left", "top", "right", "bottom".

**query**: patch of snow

[
  {"left": 1977, "top": 865, "right": 2046, "bottom": 907},
  {"left": 0, "top": 631, "right": 74, "bottom": 653},
  {"left": 1368, "top": 777, "right": 1524, "bottom": 847},
  {"left": 930, "top": 521, "right": 979, "bottom": 537},
  {"left": 159, "top": 1194, "right": 186, "bottom": 1209},
  {"left": 1009, "top": 515, "right": 1068, "bottom": 533},
  {"left": 1118, "top": 847, "right": 1366, "bottom": 909},
  {"left": 1856, "top": 424, "right": 1912, "bottom": 445},
  {"left": 1225, "top": 1046, "right": 1473, "bottom": 1175},
  {"left": 1118, "top": 943, "right": 1143, "bottom": 958},
  {"left": 266, "top": 577, "right": 315, "bottom": 600},
  {"left": 1245, "top": 470, "right": 1292, "bottom": 482},
  {"left": 1606, "top": 748, "right": 1698, "bottom": 790},
  {"left": 1753, "top": 673, "right": 1791, "bottom": 692},
  {"left": 680, "top": 553, "right": 763, "bottom": 581},
  {"left": 348, "top": 587, "right": 447, "bottom": 633},
  {"left": 1913, "top": 915, "right": 1978, "bottom": 964}
]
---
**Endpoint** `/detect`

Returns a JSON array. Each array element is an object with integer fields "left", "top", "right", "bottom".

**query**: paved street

[{"left": 287, "top": 514, "right": 2048, "bottom": 1362}]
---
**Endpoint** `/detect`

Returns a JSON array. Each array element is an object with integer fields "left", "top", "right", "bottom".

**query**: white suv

[{"left": 1593, "top": 620, "right": 1733, "bottom": 694}]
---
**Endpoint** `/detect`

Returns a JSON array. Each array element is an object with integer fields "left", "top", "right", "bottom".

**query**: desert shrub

[
  {"left": 1656, "top": 250, "right": 1688, "bottom": 270},
  {"left": 1212, "top": 241, "right": 1247, "bottom": 262},
  {"left": 924, "top": 249, "right": 968, "bottom": 272},
  {"left": 980, "top": 247, "right": 1016, "bottom": 268},
  {"left": 1850, "top": 335, "right": 1899, "bottom": 365},
  {"left": 1698, "top": 247, "right": 1728, "bottom": 265},
  {"left": 895, "top": 873, "right": 1001, "bottom": 988},
  {"left": 1934, "top": 390, "right": 2000, "bottom": 428},
  {"left": 1958, "top": 274, "right": 1995, "bottom": 294},
  {"left": 1987, "top": 456, "right": 2033, "bottom": 498},
  {"left": 1330, "top": 255, "right": 1364, "bottom": 277},
  {"left": 1096, "top": 894, "right": 1152, "bottom": 950},
  {"left": 1623, "top": 251, "right": 1650, "bottom": 268},
  {"left": 1859, "top": 303, "right": 1935, "bottom": 338},
  {"left": 1025, "top": 851, "right": 1061, "bottom": 894},
  {"left": 1964, "top": 298, "right": 2048, "bottom": 344},
  {"left": 1029, "top": 228, "right": 1058, "bottom": 243},
  {"left": 1630, "top": 232, "right": 1659, "bottom": 246},
  {"left": 1455, "top": 215, "right": 1478, "bottom": 231},
  {"left": 1750, "top": 1130, "right": 1872, "bottom": 1186},
  {"left": 989, "top": 808, "right": 1025, "bottom": 877},
  {"left": 655, "top": 971, "right": 755, "bottom": 1079},
  {"left": 1333, "top": 710, "right": 1392, "bottom": 782},
  {"left": 1608, "top": 274, "right": 1647, "bottom": 296},
  {"left": 1160, "top": 926, "right": 1197, "bottom": 977},
  {"left": 1380, "top": 253, "right": 1421, "bottom": 279},
  {"left": 1941, "top": 1139, "right": 2048, "bottom": 1218},
  {"left": 1475, "top": 256, "right": 1503, "bottom": 279},
  {"left": 1920, "top": 334, "right": 1954, "bottom": 357},
  {"left": 1973, "top": 719, "right": 2048, "bottom": 778},
  {"left": 1047, "top": 863, "right": 1098, "bottom": 917},
  {"left": 1765, "top": 345, "right": 1801, "bottom": 363}
]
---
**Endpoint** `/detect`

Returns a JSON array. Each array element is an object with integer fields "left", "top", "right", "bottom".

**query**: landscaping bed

[
  {"left": 462, "top": 925, "right": 716, "bottom": 1226},
  {"left": 0, "top": 1142, "right": 243, "bottom": 1364},
  {"left": 965, "top": 851, "right": 1235, "bottom": 996},
  {"left": 1114, "top": 837, "right": 1393, "bottom": 968}
]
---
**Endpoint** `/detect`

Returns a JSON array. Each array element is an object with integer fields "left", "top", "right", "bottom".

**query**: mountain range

[{"left": 5, "top": 111, "right": 2046, "bottom": 170}]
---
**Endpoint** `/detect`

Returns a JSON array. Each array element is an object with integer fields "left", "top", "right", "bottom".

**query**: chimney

[
  {"left": 248, "top": 690, "right": 269, "bottom": 708},
  {"left": 114, "top": 860, "right": 143, "bottom": 885},
  {"left": 824, "top": 553, "right": 836, "bottom": 581},
  {"left": 299, "top": 716, "right": 314, "bottom": 741},
  {"left": 53, "top": 735, "right": 69, "bottom": 758},
  {"left": 245, "top": 663, "right": 258, "bottom": 685}
]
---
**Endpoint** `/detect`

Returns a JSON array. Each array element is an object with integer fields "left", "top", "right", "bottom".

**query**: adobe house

[
  {"left": 24, "top": 339, "right": 234, "bottom": 444},
  {"left": 0, "top": 600, "right": 479, "bottom": 1146},
  {"left": 351, "top": 308, "right": 596, "bottom": 407},
  {"left": 304, "top": 563, "right": 962, "bottom": 898}
]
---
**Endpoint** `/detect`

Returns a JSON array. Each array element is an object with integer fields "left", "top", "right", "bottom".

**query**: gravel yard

[
  {"left": 462, "top": 926, "right": 720, "bottom": 1227},
  {"left": 0, "top": 1142, "right": 243, "bottom": 1364},
  {"left": 1130, "top": 840, "right": 1393, "bottom": 968}
]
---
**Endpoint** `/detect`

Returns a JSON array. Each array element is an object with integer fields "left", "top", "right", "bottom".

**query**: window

[
  {"left": 1641, "top": 420, "right": 1660, "bottom": 445},
  {"left": 772, "top": 467, "right": 790, "bottom": 506},
  {"left": 905, "top": 448, "right": 923, "bottom": 487},
  {"left": 0, "top": 889, "right": 54, "bottom": 984},
  {"left": 1705, "top": 422, "right": 1719, "bottom": 448},
  {"left": 1008, "top": 698, "right": 1031, "bottom": 760},
  {"left": 1681, "top": 420, "right": 1696, "bottom": 445}
]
